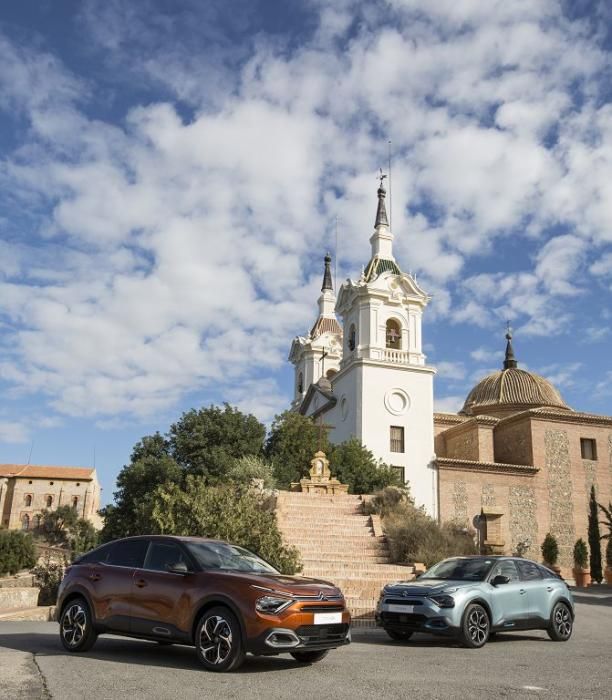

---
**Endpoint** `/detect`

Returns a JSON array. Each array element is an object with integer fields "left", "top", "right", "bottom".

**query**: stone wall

[
  {"left": 508, "top": 485, "right": 538, "bottom": 559},
  {"left": 452, "top": 480, "right": 468, "bottom": 525},
  {"left": 545, "top": 429, "right": 575, "bottom": 568},
  {"left": 494, "top": 419, "right": 533, "bottom": 465},
  {"left": 445, "top": 428, "right": 479, "bottom": 462}
]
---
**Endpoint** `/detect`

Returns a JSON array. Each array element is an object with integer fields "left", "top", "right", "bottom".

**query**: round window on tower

[{"left": 384, "top": 389, "right": 411, "bottom": 416}]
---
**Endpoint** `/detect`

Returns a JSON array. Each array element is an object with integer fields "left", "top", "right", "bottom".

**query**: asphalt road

[{"left": 1, "top": 590, "right": 611, "bottom": 700}]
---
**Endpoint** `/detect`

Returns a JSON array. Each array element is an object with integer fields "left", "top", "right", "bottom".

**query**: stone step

[
  {"left": 0, "top": 572, "right": 34, "bottom": 589},
  {"left": 300, "top": 557, "right": 392, "bottom": 565},
  {"left": 0, "top": 606, "right": 55, "bottom": 622},
  {"left": 302, "top": 570, "right": 414, "bottom": 581},
  {"left": 285, "top": 546, "right": 389, "bottom": 555},
  {"left": 277, "top": 493, "right": 362, "bottom": 500},
  {"left": 0, "top": 587, "right": 39, "bottom": 609}
]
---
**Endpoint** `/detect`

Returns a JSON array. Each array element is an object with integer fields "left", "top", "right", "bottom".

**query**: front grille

[
  {"left": 300, "top": 605, "right": 345, "bottom": 613},
  {"left": 385, "top": 598, "right": 423, "bottom": 606},
  {"left": 381, "top": 612, "right": 427, "bottom": 629},
  {"left": 296, "top": 623, "right": 349, "bottom": 646}
]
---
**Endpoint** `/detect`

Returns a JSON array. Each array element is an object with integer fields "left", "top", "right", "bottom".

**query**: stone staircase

[
  {"left": 0, "top": 572, "right": 54, "bottom": 622},
  {"left": 276, "top": 491, "right": 415, "bottom": 623}
]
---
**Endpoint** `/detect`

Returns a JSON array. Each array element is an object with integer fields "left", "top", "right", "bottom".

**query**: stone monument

[{"left": 290, "top": 450, "right": 349, "bottom": 495}]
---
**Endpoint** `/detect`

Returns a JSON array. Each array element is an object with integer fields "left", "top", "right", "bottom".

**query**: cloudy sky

[{"left": 0, "top": 0, "right": 611, "bottom": 503}]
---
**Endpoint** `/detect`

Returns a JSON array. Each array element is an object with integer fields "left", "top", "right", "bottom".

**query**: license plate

[
  {"left": 313, "top": 612, "right": 342, "bottom": 625},
  {"left": 387, "top": 604, "right": 414, "bottom": 613}
]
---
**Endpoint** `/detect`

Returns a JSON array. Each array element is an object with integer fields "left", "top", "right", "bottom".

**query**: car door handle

[
  {"left": 519, "top": 589, "right": 526, "bottom": 595},
  {"left": 89, "top": 573, "right": 101, "bottom": 582},
  {"left": 135, "top": 579, "right": 148, "bottom": 588},
  {"left": 547, "top": 586, "right": 554, "bottom": 592}
]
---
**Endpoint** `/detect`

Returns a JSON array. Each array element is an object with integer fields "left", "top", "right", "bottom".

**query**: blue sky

[{"left": 0, "top": 0, "right": 611, "bottom": 505}]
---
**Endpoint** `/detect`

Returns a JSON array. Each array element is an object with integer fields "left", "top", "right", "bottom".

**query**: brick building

[
  {"left": 435, "top": 331, "right": 611, "bottom": 577},
  {"left": 0, "top": 464, "right": 102, "bottom": 531}
]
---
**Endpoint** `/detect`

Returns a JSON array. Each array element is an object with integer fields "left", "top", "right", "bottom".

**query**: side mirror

[
  {"left": 491, "top": 574, "right": 510, "bottom": 586},
  {"left": 167, "top": 561, "right": 191, "bottom": 575}
]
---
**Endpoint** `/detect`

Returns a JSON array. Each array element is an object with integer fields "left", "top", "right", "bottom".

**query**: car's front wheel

[
  {"left": 459, "top": 603, "right": 490, "bottom": 648},
  {"left": 59, "top": 598, "right": 97, "bottom": 652},
  {"left": 290, "top": 650, "right": 329, "bottom": 664},
  {"left": 195, "top": 606, "right": 245, "bottom": 672},
  {"left": 547, "top": 602, "right": 573, "bottom": 642},
  {"left": 385, "top": 629, "right": 413, "bottom": 642}
]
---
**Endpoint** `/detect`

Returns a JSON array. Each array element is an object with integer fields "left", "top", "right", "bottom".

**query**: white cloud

[
  {"left": 434, "top": 395, "right": 464, "bottom": 414},
  {"left": 0, "top": 421, "right": 29, "bottom": 444},
  {"left": 435, "top": 361, "right": 467, "bottom": 382}
]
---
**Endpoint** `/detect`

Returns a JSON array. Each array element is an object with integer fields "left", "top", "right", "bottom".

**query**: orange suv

[{"left": 56, "top": 535, "right": 351, "bottom": 671}]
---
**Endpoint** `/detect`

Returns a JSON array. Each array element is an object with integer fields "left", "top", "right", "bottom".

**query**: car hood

[
  {"left": 216, "top": 571, "right": 343, "bottom": 598},
  {"left": 383, "top": 578, "right": 478, "bottom": 596}
]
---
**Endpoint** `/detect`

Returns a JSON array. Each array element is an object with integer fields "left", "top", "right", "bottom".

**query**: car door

[
  {"left": 516, "top": 559, "right": 549, "bottom": 624},
  {"left": 487, "top": 559, "right": 529, "bottom": 628},
  {"left": 130, "top": 540, "right": 194, "bottom": 640},
  {"left": 88, "top": 539, "right": 149, "bottom": 632}
]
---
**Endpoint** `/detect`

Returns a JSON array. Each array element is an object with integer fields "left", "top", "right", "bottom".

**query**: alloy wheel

[
  {"left": 61, "top": 603, "right": 88, "bottom": 648},
  {"left": 199, "top": 615, "right": 233, "bottom": 665},
  {"left": 467, "top": 607, "right": 489, "bottom": 646},
  {"left": 553, "top": 604, "right": 572, "bottom": 639}
]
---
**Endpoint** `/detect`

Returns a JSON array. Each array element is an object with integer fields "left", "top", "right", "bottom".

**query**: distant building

[
  {"left": 0, "top": 465, "right": 102, "bottom": 531},
  {"left": 289, "top": 178, "right": 611, "bottom": 577}
]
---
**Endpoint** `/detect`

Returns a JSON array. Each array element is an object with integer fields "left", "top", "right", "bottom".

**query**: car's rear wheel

[
  {"left": 290, "top": 650, "right": 329, "bottom": 664},
  {"left": 459, "top": 603, "right": 490, "bottom": 648},
  {"left": 547, "top": 602, "right": 573, "bottom": 642},
  {"left": 195, "top": 606, "right": 245, "bottom": 672},
  {"left": 385, "top": 629, "right": 413, "bottom": 641},
  {"left": 59, "top": 597, "right": 97, "bottom": 652}
]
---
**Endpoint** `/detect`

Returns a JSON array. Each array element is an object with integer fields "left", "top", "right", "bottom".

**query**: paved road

[{"left": 1, "top": 590, "right": 611, "bottom": 700}]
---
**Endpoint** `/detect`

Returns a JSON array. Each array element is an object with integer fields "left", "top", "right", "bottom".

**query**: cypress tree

[{"left": 588, "top": 485, "right": 602, "bottom": 583}]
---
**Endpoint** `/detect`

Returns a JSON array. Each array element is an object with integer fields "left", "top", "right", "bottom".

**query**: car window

[
  {"left": 75, "top": 543, "right": 113, "bottom": 564},
  {"left": 516, "top": 559, "right": 542, "bottom": 581},
  {"left": 144, "top": 542, "right": 189, "bottom": 572},
  {"left": 490, "top": 560, "right": 519, "bottom": 582},
  {"left": 538, "top": 565, "right": 560, "bottom": 580},
  {"left": 419, "top": 558, "right": 494, "bottom": 581},
  {"left": 107, "top": 539, "right": 149, "bottom": 568}
]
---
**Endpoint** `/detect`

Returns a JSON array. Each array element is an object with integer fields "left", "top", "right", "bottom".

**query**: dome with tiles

[{"left": 460, "top": 332, "right": 572, "bottom": 417}]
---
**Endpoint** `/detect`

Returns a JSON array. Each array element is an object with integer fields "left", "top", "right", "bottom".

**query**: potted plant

[
  {"left": 541, "top": 532, "right": 560, "bottom": 573},
  {"left": 572, "top": 539, "right": 590, "bottom": 587}
]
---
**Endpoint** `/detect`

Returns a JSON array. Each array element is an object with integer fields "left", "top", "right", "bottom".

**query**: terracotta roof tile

[{"left": 0, "top": 464, "right": 95, "bottom": 480}]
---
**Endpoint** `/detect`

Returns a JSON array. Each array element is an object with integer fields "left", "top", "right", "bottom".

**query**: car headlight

[
  {"left": 255, "top": 595, "right": 293, "bottom": 614},
  {"left": 428, "top": 594, "right": 455, "bottom": 608}
]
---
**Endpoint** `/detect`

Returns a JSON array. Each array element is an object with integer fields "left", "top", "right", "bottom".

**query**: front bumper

[
  {"left": 376, "top": 598, "right": 460, "bottom": 636},
  {"left": 247, "top": 622, "right": 351, "bottom": 655}
]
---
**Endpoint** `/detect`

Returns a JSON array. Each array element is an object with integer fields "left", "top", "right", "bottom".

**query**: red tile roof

[{"left": 0, "top": 464, "right": 95, "bottom": 480}]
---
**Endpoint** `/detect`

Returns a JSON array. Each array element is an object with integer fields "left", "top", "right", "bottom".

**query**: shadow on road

[
  {"left": 571, "top": 591, "right": 612, "bottom": 607},
  {"left": 0, "top": 632, "right": 309, "bottom": 674},
  {"left": 351, "top": 630, "right": 550, "bottom": 648}
]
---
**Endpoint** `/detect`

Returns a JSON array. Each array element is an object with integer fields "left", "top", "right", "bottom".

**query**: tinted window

[
  {"left": 539, "top": 565, "right": 560, "bottom": 580},
  {"left": 490, "top": 560, "right": 519, "bottom": 582},
  {"left": 420, "top": 558, "right": 494, "bottom": 581},
  {"left": 76, "top": 543, "right": 113, "bottom": 564},
  {"left": 107, "top": 539, "right": 149, "bottom": 568},
  {"left": 144, "top": 543, "right": 189, "bottom": 572},
  {"left": 517, "top": 559, "right": 542, "bottom": 581}
]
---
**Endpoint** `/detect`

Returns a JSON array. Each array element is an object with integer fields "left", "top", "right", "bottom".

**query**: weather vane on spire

[{"left": 378, "top": 168, "right": 387, "bottom": 189}]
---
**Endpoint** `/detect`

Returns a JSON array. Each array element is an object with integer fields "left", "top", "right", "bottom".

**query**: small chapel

[{"left": 288, "top": 177, "right": 612, "bottom": 576}]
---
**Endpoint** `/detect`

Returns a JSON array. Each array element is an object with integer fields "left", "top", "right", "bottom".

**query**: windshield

[
  {"left": 420, "top": 558, "right": 495, "bottom": 582},
  {"left": 185, "top": 541, "right": 279, "bottom": 574}
]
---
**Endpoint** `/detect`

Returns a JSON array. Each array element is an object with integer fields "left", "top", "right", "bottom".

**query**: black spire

[
  {"left": 375, "top": 170, "right": 389, "bottom": 228},
  {"left": 321, "top": 252, "right": 333, "bottom": 291},
  {"left": 503, "top": 323, "right": 518, "bottom": 370}
]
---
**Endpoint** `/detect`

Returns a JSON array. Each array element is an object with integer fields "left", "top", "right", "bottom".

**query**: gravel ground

[{"left": 0, "top": 588, "right": 610, "bottom": 700}]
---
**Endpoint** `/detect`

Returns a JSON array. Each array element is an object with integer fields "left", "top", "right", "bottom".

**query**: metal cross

[
  {"left": 378, "top": 168, "right": 387, "bottom": 188},
  {"left": 319, "top": 347, "right": 329, "bottom": 376}
]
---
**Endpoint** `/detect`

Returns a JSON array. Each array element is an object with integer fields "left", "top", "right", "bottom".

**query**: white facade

[{"left": 288, "top": 183, "right": 437, "bottom": 515}]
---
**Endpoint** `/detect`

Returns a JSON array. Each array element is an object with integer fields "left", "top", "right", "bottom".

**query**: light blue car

[{"left": 375, "top": 556, "right": 574, "bottom": 648}]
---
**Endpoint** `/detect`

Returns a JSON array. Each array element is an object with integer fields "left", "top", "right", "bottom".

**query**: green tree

[
  {"left": 588, "top": 485, "right": 602, "bottom": 583},
  {"left": 170, "top": 404, "right": 266, "bottom": 480},
  {"left": 70, "top": 519, "right": 99, "bottom": 558},
  {"left": 40, "top": 505, "right": 79, "bottom": 545},
  {"left": 265, "top": 411, "right": 328, "bottom": 487},
  {"left": 227, "top": 455, "right": 276, "bottom": 490},
  {"left": 0, "top": 530, "right": 37, "bottom": 575},
  {"left": 541, "top": 532, "right": 559, "bottom": 567},
  {"left": 148, "top": 476, "right": 301, "bottom": 574},
  {"left": 329, "top": 439, "right": 401, "bottom": 494},
  {"left": 100, "top": 434, "right": 182, "bottom": 542}
]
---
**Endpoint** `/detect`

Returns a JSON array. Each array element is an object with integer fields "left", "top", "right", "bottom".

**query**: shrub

[
  {"left": 0, "top": 530, "right": 37, "bottom": 576},
  {"left": 541, "top": 533, "right": 559, "bottom": 567},
  {"left": 368, "top": 488, "right": 477, "bottom": 567},
  {"left": 573, "top": 539, "right": 588, "bottom": 570},
  {"left": 227, "top": 455, "right": 276, "bottom": 490},
  {"left": 329, "top": 439, "right": 401, "bottom": 494},
  {"left": 32, "top": 557, "right": 67, "bottom": 605}
]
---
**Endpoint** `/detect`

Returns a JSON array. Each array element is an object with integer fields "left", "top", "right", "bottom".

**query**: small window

[
  {"left": 490, "top": 560, "right": 519, "bottom": 582},
  {"left": 46, "top": 495, "right": 53, "bottom": 508},
  {"left": 392, "top": 465, "right": 405, "bottom": 483},
  {"left": 348, "top": 324, "right": 356, "bottom": 351},
  {"left": 580, "top": 438, "right": 597, "bottom": 461},
  {"left": 107, "top": 539, "right": 149, "bottom": 568},
  {"left": 33, "top": 514, "right": 42, "bottom": 529},
  {"left": 76, "top": 482, "right": 80, "bottom": 487},
  {"left": 28, "top": 480, "right": 33, "bottom": 484},
  {"left": 75, "top": 543, "right": 113, "bottom": 565},
  {"left": 21, "top": 514, "right": 30, "bottom": 531},
  {"left": 386, "top": 319, "right": 401, "bottom": 349},
  {"left": 72, "top": 496, "right": 79, "bottom": 509},
  {"left": 145, "top": 542, "right": 189, "bottom": 572},
  {"left": 297, "top": 372, "right": 304, "bottom": 394},
  {"left": 517, "top": 559, "right": 542, "bottom": 581},
  {"left": 24, "top": 494, "right": 32, "bottom": 507},
  {"left": 390, "top": 426, "right": 405, "bottom": 453},
  {"left": 49, "top": 481, "right": 54, "bottom": 485}
]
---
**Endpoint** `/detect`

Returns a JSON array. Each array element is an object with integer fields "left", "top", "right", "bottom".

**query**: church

[{"left": 289, "top": 178, "right": 611, "bottom": 576}]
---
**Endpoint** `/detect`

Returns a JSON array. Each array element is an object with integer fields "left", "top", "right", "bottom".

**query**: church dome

[{"left": 460, "top": 331, "right": 572, "bottom": 417}]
